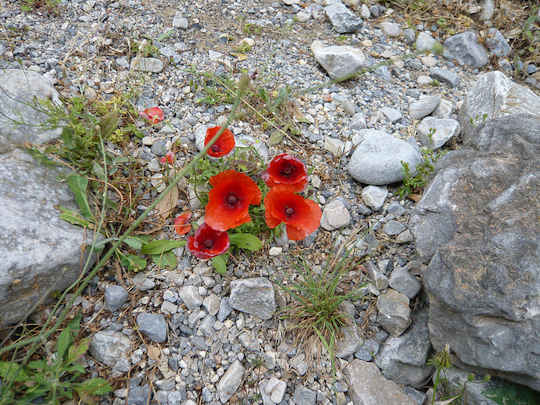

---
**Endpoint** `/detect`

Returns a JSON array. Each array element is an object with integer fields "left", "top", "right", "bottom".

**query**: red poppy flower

[
  {"left": 140, "top": 106, "right": 164, "bottom": 124},
  {"left": 160, "top": 151, "right": 175, "bottom": 165},
  {"left": 261, "top": 154, "right": 307, "bottom": 192},
  {"left": 188, "top": 223, "right": 230, "bottom": 259},
  {"left": 205, "top": 170, "right": 262, "bottom": 231},
  {"left": 264, "top": 186, "right": 322, "bottom": 241},
  {"left": 204, "top": 126, "right": 235, "bottom": 157},
  {"left": 174, "top": 211, "right": 192, "bottom": 235}
]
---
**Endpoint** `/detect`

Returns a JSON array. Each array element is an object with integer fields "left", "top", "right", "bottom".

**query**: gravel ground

[{"left": 2, "top": 0, "right": 535, "bottom": 404}]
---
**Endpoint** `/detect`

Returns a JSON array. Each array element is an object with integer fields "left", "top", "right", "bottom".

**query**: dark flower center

[
  {"left": 226, "top": 193, "right": 239, "bottom": 207},
  {"left": 203, "top": 239, "right": 214, "bottom": 249},
  {"left": 285, "top": 206, "right": 295, "bottom": 217},
  {"left": 280, "top": 164, "right": 294, "bottom": 177},
  {"left": 211, "top": 144, "right": 220, "bottom": 152}
]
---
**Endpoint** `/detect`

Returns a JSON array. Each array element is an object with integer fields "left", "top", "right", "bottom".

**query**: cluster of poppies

[{"left": 185, "top": 126, "right": 322, "bottom": 260}]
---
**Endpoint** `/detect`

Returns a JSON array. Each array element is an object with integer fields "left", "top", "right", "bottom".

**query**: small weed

[
  {"left": 20, "top": 0, "right": 60, "bottom": 13},
  {"left": 0, "top": 316, "right": 112, "bottom": 404},
  {"left": 279, "top": 246, "right": 365, "bottom": 373},
  {"left": 131, "top": 39, "right": 159, "bottom": 58},
  {"left": 241, "top": 21, "right": 264, "bottom": 36},
  {"left": 430, "top": 79, "right": 441, "bottom": 87},
  {"left": 431, "top": 42, "right": 444, "bottom": 56},
  {"left": 398, "top": 147, "right": 444, "bottom": 199},
  {"left": 188, "top": 69, "right": 301, "bottom": 137},
  {"left": 427, "top": 344, "right": 457, "bottom": 404}
]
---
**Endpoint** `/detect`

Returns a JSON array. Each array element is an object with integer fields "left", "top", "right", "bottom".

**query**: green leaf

[
  {"left": 56, "top": 327, "right": 72, "bottom": 361},
  {"left": 229, "top": 233, "right": 263, "bottom": 251},
  {"left": 75, "top": 377, "right": 113, "bottom": 396},
  {"left": 92, "top": 161, "right": 106, "bottom": 181},
  {"left": 0, "top": 362, "right": 28, "bottom": 382},
  {"left": 152, "top": 251, "right": 177, "bottom": 269},
  {"left": 141, "top": 239, "right": 186, "bottom": 255},
  {"left": 66, "top": 173, "right": 93, "bottom": 220},
  {"left": 67, "top": 337, "right": 90, "bottom": 364},
  {"left": 268, "top": 131, "right": 283, "bottom": 146},
  {"left": 99, "top": 111, "right": 119, "bottom": 139},
  {"left": 211, "top": 255, "right": 227, "bottom": 275},
  {"left": 59, "top": 207, "right": 91, "bottom": 228},
  {"left": 27, "top": 360, "right": 47, "bottom": 371},
  {"left": 120, "top": 253, "right": 147, "bottom": 272},
  {"left": 123, "top": 236, "right": 144, "bottom": 250}
]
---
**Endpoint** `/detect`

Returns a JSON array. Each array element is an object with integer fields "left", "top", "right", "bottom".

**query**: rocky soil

[{"left": 1, "top": 0, "right": 539, "bottom": 404}]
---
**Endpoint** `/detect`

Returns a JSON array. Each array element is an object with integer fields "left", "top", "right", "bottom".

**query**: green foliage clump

[
  {"left": 398, "top": 148, "right": 444, "bottom": 199},
  {"left": 0, "top": 316, "right": 112, "bottom": 404}
]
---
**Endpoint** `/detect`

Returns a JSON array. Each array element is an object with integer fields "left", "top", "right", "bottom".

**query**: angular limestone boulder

[
  {"left": 459, "top": 71, "right": 540, "bottom": 140},
  {"left": 0, "top": 149, "right": 98, "bottom": 327},
  {"left": 410, "top": 111, "right": 540, "bottom": 390}
]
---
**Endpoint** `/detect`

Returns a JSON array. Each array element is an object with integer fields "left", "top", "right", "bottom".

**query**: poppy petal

[
  {"left": 205, "top": 170, "right": 262, "bottom": 231},
  {"left": 264, "top": 186, "right": 321, "bottom": 240},
  {"left": 204, "top": 126, "right": 235, "bottom": 158},
  {"left": 174, "top": 211, "right": 192, "bottom": 235},
  {"left": 286, "top": 224, "right": 309, "bottom": 241},
  {"left": 187, "top": 223, "right": 229, "bottom": 259},
  {"left": 265, "top": 206, "right": 282, "bottom": 229},
  {"left": 263, "top": 153, "right": 307, "bottom": 192}
]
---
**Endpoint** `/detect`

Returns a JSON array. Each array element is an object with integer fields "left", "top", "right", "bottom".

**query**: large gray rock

[
  {"left": 311, "top": 40, "right": 368, "bottom": 80},
  {"left": 324, "top": 2, "right": 363, "bottom": 34},
  {"left": 348, "top": 131, "right": 422, "bottom": 185},
  {"left": 443, "top": 31, "right": 489, "bottom": 68},
  {"left": 375, "top": 310, "right": 433, "bottom": 387},
  {"left": 90, "top": 330, "right": 132, "bottom": 367},
  {"left": 459, "top": 71, "right": 540, "bottom": 140},
  {"left": 229, "top": 277, "right": 276, "bottom": 320},
  {"left": 0, "top": 150, "right": 98, "bottom": 327},
  {"left": 0, "top": 69, "right": 62, "bottom": 152},
  {"left": 343, "top": 360, "right": 416, "bottom": 405},
  {"left": 410, "top": 112, "right": 540, "bottom": 390}
]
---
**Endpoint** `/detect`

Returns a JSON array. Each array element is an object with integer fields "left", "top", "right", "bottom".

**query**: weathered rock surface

[
  {"left": 0, "top": 149, "right": 98, "bottom": 327},
  {"left": 417, "top": 117, "right": 460, "bottom": 149},
  {"left": 90, "top": 330, "right": 132, "bottom": 367},
  {"left": 344, "top": 360, "right": 416, "bottom": 405},
  {"left": 217, "top": 360, "right": 244, "bottom": 403},
  {"left": 376, "top": 289, "right": 411, "bottom": 337},
  {"left": 459, "top": 71, "right": 540, "bottom": 139},
  {"left": 229, "top": 277, "right": 276, "bottom": 320},
  {"left": 411, "top": 105, "right": 540, "bottom": 389},
  {"left": 0, "top": 69, "right": 63, "bottom": 152},
  {"left": 324, "top": 2, "right": 363, "bottom": 34},
  {"left": 443, "top": 31, "right": 488, "bottom": 68},
  {"left": 375, "top": 309, "right": 433, "bottom": 387},
  {"left": 311, "top": 40, "right": 368, "bottom": 80},
  {"left": 348, "top": 131, "right": 422, "bottom": 185}
]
